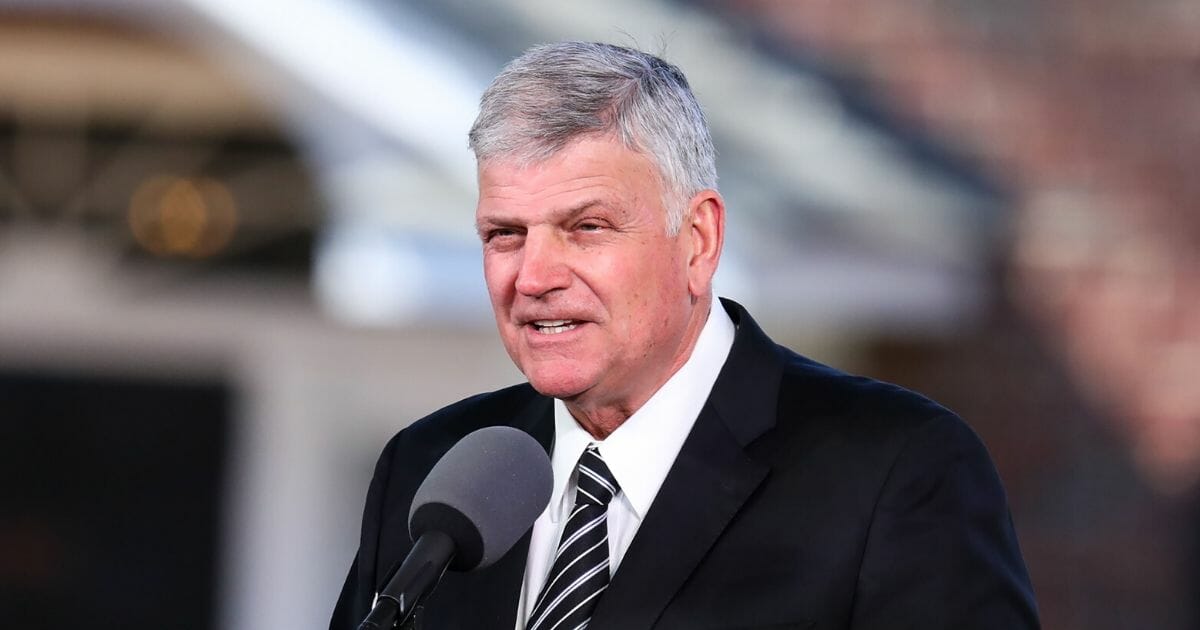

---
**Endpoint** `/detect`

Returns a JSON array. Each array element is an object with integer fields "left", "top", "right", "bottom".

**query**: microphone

[{"left": 357, "top": 426, "right": 552, "bottom": 629}]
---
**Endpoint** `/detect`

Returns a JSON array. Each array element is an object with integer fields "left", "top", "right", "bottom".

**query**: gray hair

[{"left": 468, "top": 41, "right": 717, "bottom": 234}]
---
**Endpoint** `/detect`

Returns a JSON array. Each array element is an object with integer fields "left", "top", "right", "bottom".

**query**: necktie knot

[{"left": 574, "top": 444, "right": 619, "bottom": 508}]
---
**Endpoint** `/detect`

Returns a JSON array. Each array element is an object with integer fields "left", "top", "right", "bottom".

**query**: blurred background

[{"left": 0, "top": 0, "right": 1196, "bottom": 628}]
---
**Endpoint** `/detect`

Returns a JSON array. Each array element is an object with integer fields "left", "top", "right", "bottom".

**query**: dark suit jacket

[{"left": 331, "top": 299, "right": 1040, "bottom": 629}]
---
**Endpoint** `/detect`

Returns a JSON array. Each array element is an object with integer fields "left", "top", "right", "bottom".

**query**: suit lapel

[
  {"left": 588, "top": 300, "right": 781, "bottom": 629},
  {"left": 589, "top": 401, "right": 768, "bottom": 629}
]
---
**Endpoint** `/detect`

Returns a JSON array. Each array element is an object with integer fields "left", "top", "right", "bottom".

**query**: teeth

[{"left": 532, "top": 320, "right": 577, "bottom": 335}]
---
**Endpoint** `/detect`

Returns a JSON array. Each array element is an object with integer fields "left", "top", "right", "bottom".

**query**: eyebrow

[{"left": 476, "top": 198, "right": 607, "bottom": 232}]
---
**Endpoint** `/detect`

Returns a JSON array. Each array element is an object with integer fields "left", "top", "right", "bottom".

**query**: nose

[{"left": 514, "top": 229, "right": 570, "bottom": 297}]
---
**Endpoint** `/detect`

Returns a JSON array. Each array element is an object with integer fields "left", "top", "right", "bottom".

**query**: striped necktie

[{"left": 526, "top": 444, "right": 620, "bottom": 630}]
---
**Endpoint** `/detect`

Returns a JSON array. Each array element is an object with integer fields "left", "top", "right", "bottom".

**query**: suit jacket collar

[{"left": 708, "top": 298, "right": 785, "bottom": 446}]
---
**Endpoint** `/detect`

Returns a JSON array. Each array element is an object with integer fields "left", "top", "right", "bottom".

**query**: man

[{"left": 331, "top": 42, "right": 1039, "bottom": 630}]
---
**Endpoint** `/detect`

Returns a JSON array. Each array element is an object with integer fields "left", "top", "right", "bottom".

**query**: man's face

[{"left": 476, "top": 135, "right": 701, "bottom": 414}]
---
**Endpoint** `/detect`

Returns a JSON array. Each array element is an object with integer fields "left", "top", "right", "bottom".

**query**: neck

[{"left": 564, "top": 294, "right": 713, "bottom": 440}]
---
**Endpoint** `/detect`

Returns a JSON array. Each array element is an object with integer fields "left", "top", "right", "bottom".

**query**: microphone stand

[{"left": 357, "top": 532, "right": 455, "bottom": 630}]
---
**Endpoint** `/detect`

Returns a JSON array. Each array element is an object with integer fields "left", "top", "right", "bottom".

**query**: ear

[{"left": 684, "top": 189, "right": 725, "bottom": 298}]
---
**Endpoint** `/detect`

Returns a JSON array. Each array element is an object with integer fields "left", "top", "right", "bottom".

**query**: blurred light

[
  {"left": 182, "top": 0, "right": 482, "bottom": 187},
  {"left": 128, "top": 175, "right": 238, "bottom": 258}
]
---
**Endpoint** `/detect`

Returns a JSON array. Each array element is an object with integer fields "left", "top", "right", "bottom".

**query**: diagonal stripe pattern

[{"left": 526, "top": 444, "right": 620, "bottom": 630}]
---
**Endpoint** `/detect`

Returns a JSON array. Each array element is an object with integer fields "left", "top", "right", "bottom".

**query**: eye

[
  {"left": 575, "top": 221, "right": 605, "bottom": 233},
  {"left": 482, "top": 228, "right": 528, "bottom": 254},
  {"left": 482, "top": 227, "right": 518, "bottom": 243}
]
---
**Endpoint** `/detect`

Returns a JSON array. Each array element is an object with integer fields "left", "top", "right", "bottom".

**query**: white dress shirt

[{"left": 514, "top": 302, "right": 736, "bottom": 628}]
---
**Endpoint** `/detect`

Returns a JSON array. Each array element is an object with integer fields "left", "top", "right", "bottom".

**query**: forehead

[{"left": 476, "top": 136, "right": 664, "bottom": 215}]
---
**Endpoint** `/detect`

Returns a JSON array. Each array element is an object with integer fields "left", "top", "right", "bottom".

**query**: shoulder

[
  {"left": 361, "top": 382, "right": 545, "bottom": 549},
  {"left": 720, "top": 299, "right": 970, "bottom": 454},
  {"left": 343, "top": 383, "right": 546, "bottom": 617},
  {"left": 378, "top": 382, "right": 544, "bottom": 471},
  {"left": 778, "top": 348, "right": 961, "bottom": 433},
  {"left": 764, "top": 345, "right": 987, "bottom": 484}
]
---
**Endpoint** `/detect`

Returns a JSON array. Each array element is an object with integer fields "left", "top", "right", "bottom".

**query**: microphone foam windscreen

[{"left": 409, "top": 426, "right": 552, "bottom": 571}]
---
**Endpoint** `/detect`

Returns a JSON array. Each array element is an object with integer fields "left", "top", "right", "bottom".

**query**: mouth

[{"left": 529, "top": 319, "right": 580, "bottom": 335}]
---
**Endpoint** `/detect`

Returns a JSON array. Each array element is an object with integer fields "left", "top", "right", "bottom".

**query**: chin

[{"left": 524, "top": 369, "right": 592, "bottom": 400}]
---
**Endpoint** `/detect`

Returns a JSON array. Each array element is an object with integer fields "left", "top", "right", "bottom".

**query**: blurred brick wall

[
  {"left": 720, "top": 0, "right": 1200, "bottom": 488},
  {"left": 713, "top": 1, "right": 1200, "bottom": 627},
  {"left": 867, "top": 298, "right": 1190, "bottom": 629}
]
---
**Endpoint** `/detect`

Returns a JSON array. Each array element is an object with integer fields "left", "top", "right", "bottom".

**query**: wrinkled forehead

[{"left": 474, "top": 137, "right": 672, "bottom": 232}]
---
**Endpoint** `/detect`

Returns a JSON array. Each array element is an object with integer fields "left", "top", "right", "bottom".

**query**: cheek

[
  {"left": 637, "top": 250, "right": 690, "bottom": 302},
  {"left": 483, "top": 259, "right": 514, "bottom": 302},
  {"left": 614, "top": 271, "right": 681, "bottom": 334}
]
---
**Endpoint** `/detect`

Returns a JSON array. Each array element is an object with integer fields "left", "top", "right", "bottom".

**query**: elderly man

[{"left": 331, "top": 42, "right": 1039, "bottom": 630}]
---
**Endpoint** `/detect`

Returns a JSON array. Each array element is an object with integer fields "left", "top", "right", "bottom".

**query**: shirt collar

[{"left": 549, "top": 300, "right": 736, "bottom": 521}]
